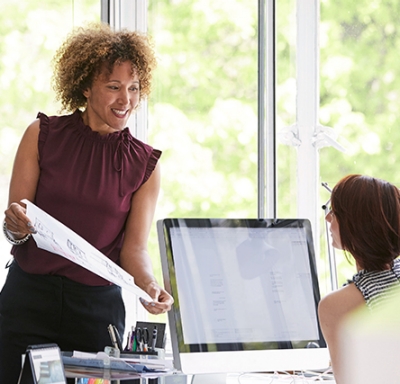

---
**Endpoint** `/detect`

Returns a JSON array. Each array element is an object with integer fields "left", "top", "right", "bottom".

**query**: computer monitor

[{"left": 157, "top": 218, "right": 330, "bottom": 375}]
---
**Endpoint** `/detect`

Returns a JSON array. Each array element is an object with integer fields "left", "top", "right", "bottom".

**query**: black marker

[{"left": 151, "top": 326, "right": 157, "bottom": 351}]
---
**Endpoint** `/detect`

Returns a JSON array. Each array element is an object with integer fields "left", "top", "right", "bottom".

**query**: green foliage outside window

[{"left": 2, "top": 0, "right": 400, "bottom": 300}]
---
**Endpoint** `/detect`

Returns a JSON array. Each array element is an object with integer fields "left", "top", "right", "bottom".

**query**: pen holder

[
  {"left": 121, "top": 350, "right": 158, "bottom": 357},
  {"left": 124, "top": 321, "right": 166, "bottom": 355},
  {"left": 122, "top": 347, "right": 165, "bottom": 359},
  {"left": 135, "top": 321, "right": 166, "bottom": 349}
]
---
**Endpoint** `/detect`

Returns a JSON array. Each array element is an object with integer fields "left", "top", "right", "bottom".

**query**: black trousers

[{"left": 0, "top": 261, "right": 126, "bottom": 384}]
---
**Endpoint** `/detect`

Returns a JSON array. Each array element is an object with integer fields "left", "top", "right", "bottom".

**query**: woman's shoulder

[
  {"left": 19, "top": 118, "right": 41, "bottom": 148},
  {"left": 26, "top": 116, "right": 41, "bottom": 131},
  {"left": 319, "top": 283, "right": 365, "bottom": 323}
]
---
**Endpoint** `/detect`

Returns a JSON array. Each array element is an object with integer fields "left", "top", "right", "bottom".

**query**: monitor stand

[{"left": 190, "top": 373, "right": 227, "bottom": 384}]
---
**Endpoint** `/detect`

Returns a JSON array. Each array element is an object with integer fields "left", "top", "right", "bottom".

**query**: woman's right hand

[{"left": 4, "top": 202, "right": 36, "bottom": 239}]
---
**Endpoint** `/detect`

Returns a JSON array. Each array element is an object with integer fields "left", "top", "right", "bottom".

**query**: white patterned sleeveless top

[{"left": 351, "top": 258, "right": 400, "bottom": 310}]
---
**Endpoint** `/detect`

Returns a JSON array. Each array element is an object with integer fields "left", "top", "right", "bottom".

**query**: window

[
  {"left": 0, "top": 0, "right": 100, "bottom": 286},
  {"left": 2, "top": 0, "right": 399, "bottom": 318}
]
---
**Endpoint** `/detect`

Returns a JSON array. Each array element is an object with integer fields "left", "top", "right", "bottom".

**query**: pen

[
  {"left": 112, "top": 325, "right": 123, "bottom": 351},
  {"left": 125, "top": 330, "right": 131, "bottom": 351},
  {"left": 151, "top": 326, "right": 157, "bottom": 351},
  {"left": 107, "top": 324, "right": 119, "bottom": 350}
]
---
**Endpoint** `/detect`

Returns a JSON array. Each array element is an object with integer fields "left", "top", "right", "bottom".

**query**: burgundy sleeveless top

[{"left": 12, "top": 110, "right": 161, "bottom": 285}]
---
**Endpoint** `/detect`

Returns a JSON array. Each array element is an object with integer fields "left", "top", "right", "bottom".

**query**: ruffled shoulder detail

[
  {"left": 143, "top": 148, "right": 162, "bottom": 184},
  {"left": 352, "top": 269, "right": 367, "bottom": 283},
  {"left": 352, "top": 262, "right": 400, "bottom": 310},
  {"left": 37, "top": 112, "right": 50, "bottom": 157}
]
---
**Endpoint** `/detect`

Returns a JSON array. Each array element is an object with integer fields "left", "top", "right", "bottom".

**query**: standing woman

[
  {"left": 318, "top": 174, "right": 400, "bottom": 384},
  {"left": 0, "top": 23, "right": 173, "bottom": 383}
]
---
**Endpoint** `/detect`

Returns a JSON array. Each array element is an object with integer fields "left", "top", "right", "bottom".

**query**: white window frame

[
  {"left": 258, "top": 0, "right": 277, "bottom": 220},
  {"left": 259, "top": 0, "right": 326, "bottom": 266},
  {"left": 295, "top": 0, "right": 321, "bottom": 256}
]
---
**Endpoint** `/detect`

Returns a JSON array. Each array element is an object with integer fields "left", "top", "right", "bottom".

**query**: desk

[
  {"left": 64, "top": 372, "right": 187, "bottom": 384},
  {"left": 194, "top": 373, "right": 335, "bottom": 383},
  {"left": 64, "top": 371, "right": 336, "bottom": 384}
]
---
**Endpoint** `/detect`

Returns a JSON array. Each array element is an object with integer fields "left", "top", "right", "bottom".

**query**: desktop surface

[{"left": 65, "top": 371, "right": 336, "bottom": 384}]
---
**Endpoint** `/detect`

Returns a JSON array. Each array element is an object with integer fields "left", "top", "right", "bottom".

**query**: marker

[
  {"left": 137, "top": 327, "right": 149, "bottom": 352},
  {"left": 135, "top": 328, "right": 143, "bottom": 352},
  {"left": 131, "top": 327, "right": 137, "bottom": 352},
  {"left": 151, "top": 326, "right": 157, "bottom": 351}
]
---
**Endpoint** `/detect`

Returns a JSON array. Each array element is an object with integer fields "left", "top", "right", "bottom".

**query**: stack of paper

[{"left": 63, "top": 351, "right": 174, "bottom": 380}]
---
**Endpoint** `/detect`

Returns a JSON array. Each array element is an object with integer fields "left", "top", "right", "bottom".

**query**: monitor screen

[{"left": 157, "top": 218, "right": 329, "bottom": 374}]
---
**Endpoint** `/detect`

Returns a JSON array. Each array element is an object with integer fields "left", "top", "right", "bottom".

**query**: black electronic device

[{"left": 17, "top": 343, "right": 66, "bottom": 384}]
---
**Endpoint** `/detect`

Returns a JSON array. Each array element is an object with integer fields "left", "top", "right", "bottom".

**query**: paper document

[{"left": 24, "top": 199, "right": 152, "bottom": 301}]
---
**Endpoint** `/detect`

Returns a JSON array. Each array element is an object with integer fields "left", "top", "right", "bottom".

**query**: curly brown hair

[{"left": 52, "top": 23, "right": 157, "bottom": 112}]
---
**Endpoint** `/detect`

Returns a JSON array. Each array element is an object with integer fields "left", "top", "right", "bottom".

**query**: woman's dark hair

[
  {"left": 52, "top": 22, "right": 157, "bottom": 112},
  {"left": 331, "top": 174, "right": 400, "bottom": 271}
]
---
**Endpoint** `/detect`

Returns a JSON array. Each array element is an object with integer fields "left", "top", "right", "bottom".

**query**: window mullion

[
  {"left": 258, "top": 0, "right": 277, "bottom": 219},
  {"left": 296, "top": 0, "right": 321, "bottom": 255}
]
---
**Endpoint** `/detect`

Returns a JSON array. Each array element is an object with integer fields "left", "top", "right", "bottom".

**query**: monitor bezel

[{"left": 158, "top": 218, "right": 329, "bottom": 374}]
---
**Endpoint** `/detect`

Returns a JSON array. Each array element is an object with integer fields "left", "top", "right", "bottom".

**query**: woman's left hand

[{"left": 140, "top": 282, "right": 174, "bottom": 315}]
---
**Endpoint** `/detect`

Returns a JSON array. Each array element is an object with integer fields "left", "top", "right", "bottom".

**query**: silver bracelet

[{"left": 2, "top": 220, "right": 31, "bottom": 246}]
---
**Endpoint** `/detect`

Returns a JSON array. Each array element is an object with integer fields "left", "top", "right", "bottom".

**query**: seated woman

[{"left": 318, "top": 174, "right": 400, "bottom": 384}]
